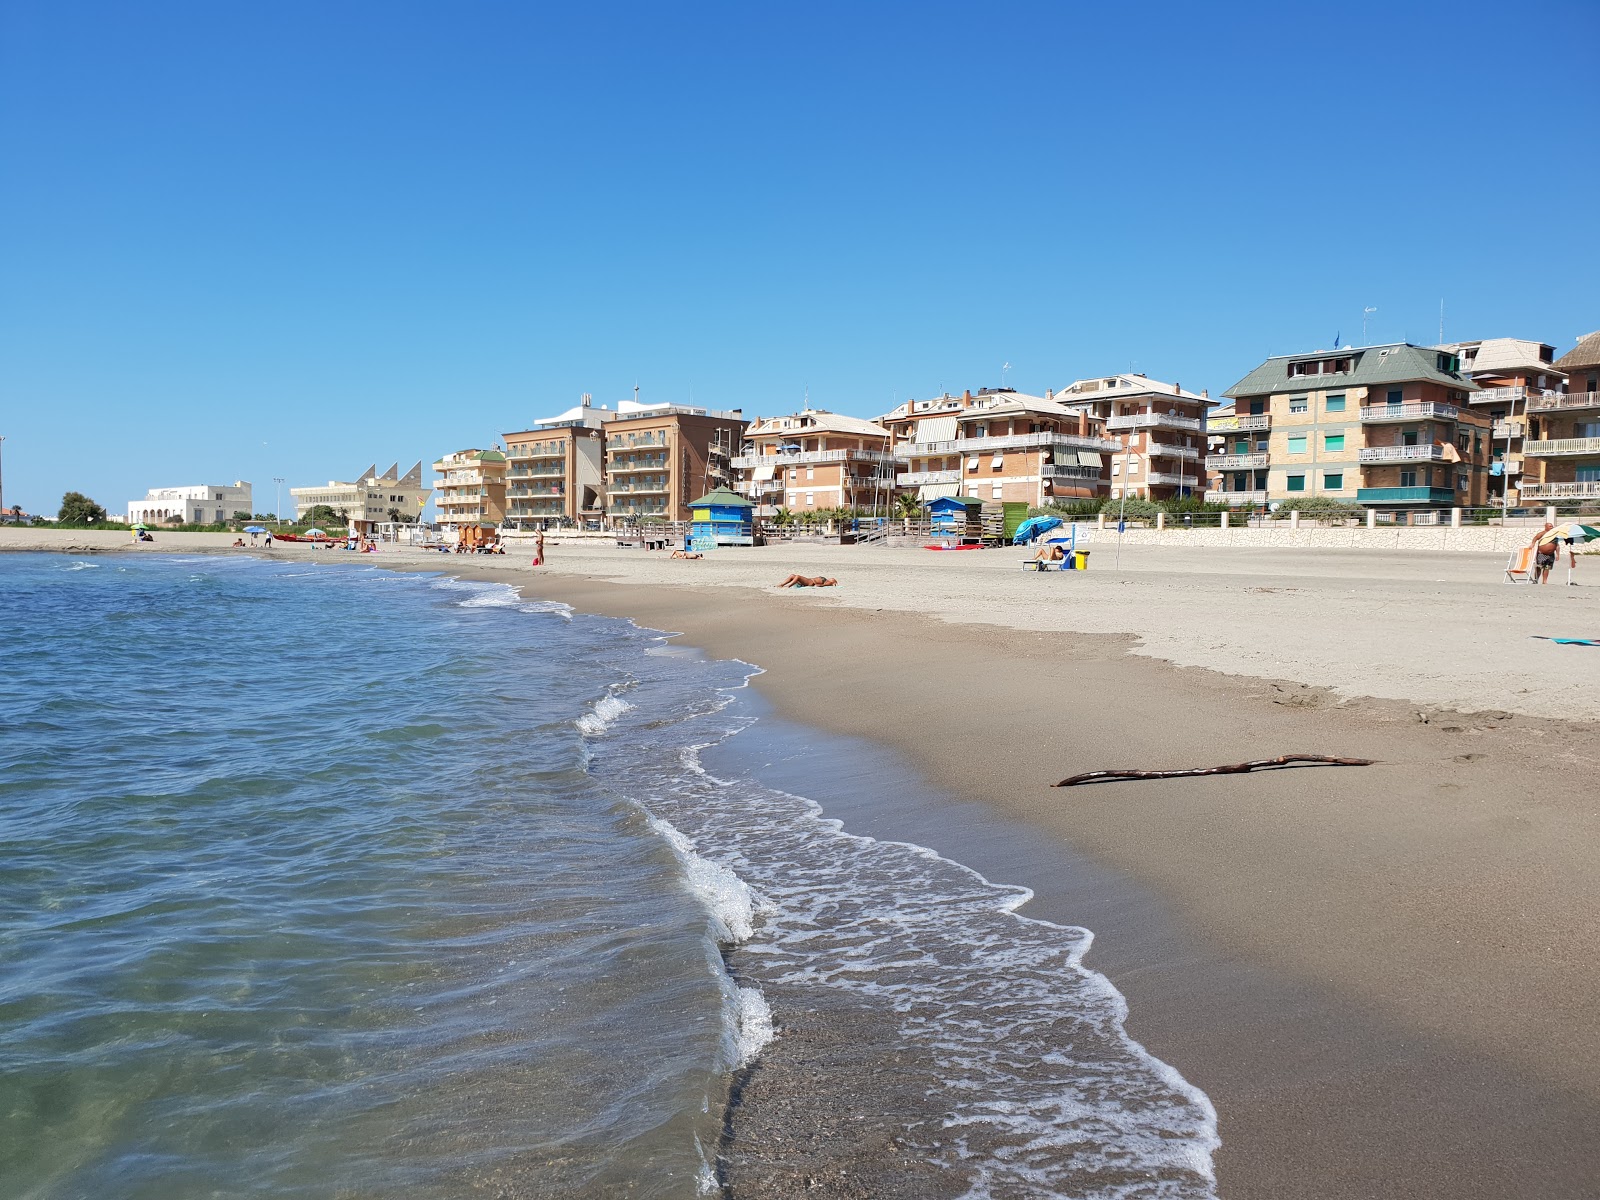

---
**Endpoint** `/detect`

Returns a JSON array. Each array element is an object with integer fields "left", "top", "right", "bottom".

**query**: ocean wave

[
  {"left": 63, "top": 561, "right": 100, "bottom": 570},
  {"left": 576, "top": 692, "right": 634, "bottom": 737},
  {"left": 432, "top": 577, "right": 573, "bottom": 619}
]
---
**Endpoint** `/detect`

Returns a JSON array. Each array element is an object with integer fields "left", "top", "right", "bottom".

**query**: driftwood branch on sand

[{"left": 1051, "top": 754, "right": 1375, "bottom": 789}]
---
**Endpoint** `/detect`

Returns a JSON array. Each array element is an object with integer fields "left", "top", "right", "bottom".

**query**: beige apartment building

[
  {"left": 1055, "top": 374, "right": 1209, "bottom": 500},
  {"left": 732, "top": 407, "right": 900, "bottom": 516},
  {"left": 603, "top": 400, "right": 747, "bottom": 524},
  {"left": 1443, "top": 338, "right": 1564, "bottom": 506},
  {"left": 431, "top": 449, "right": 507, "bottom": 531},
  {"left": 1522, "top": 331, "right": 1600, "bottom": 504},
  {"left": 1223, "top": 343, "right": 1490, "bottom": 516},
  {"left": 880, "top": 388, "right": 1118, "bottom": 506},
  {"left": 503, "top": 395, "right": 607, "bottom": 527},
  {"left": 291, "top": 462, "right": 430, "bottom": 534}
]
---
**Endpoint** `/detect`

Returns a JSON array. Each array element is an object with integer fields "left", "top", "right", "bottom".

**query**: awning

[
  {"left": 1077, "top": 451, "right": 1104, "bottom": 467},
  {"left": 918, "top": 482, "right": 961, "bottom": 501},
  {"left": 967, "top": 456, "right": 980, "bottom": 470},
  {"left": 990, "top": 453, "right": 1004, "bottom": 468},
  {"left": 917, "top": 416, "right": 959, "bottom": 443},
  {"left": 753, "top": 465, "right": 774, "bottom": 481}
]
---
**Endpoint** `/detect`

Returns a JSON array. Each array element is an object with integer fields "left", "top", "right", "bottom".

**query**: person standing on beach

[
  {"left": 264, "top": 530, "right": 273, "bottom": 549},
  {"left": 532, "top": 530, "right": 545, "bottom": 567},
  {"left": 1529, "top": 524, "right": 1571, "bottom": 585}
]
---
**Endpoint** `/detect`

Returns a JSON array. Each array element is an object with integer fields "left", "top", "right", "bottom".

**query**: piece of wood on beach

[{"left": 1052, "top": 753, "right": 1374, "bottom": 788}]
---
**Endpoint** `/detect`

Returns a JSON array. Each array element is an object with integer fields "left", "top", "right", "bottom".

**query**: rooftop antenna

[
  {"left": 1363, "top": 307, "right": 1378, "bottom": 344},
  {"left": 1001, "top": 361, "right": 1011, "bottom": 388},
  {"left": 1439, "top": 298, "right": 1445, "bottom": 346},
  {"left": 633, "top": 383, "right": 640, "bottom": 408}
]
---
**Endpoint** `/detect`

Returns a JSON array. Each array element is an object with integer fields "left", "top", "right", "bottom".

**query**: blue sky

[{"left": 2, "top": 0, "right": 1596, "bottom": 516}]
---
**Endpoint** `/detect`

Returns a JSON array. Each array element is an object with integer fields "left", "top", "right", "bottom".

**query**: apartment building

[
  {"left": 881, "top": 388, "right": 1118, "bottom": 506},
  {"left": 291, "top": 462, "right": 430, "bottom": 533},
  {"left": 503, "top": 395, "right": 607, "bottom": 527},
  {"left": 1442, "top": 338, "right": 1564, "bottom": 506},
  {"left": 732, "top": 407, "right": 900, "bottom": 516},
  {"left": 602, "top": 400, "right": 747, "bottom": 524},
  {"left": 1224, "top": 344, "right": 1489, "bottom": 515},
  {"left": 1055, "top": 375, "right": 1209, "bottom": 500},
  {"left": 1524, "top": 330, "right": 1600, "bottom": 503},
  {"left": 431, "top": 449, "right": 507, "bottom": 531},
  {"left": 128, "top": 481, "right": 253, "bottom": 526}
]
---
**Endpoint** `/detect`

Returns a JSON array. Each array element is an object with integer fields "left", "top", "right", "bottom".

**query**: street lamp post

[
  {"left": 0, "top": 435, "right": 7, "bottom": 521},
  {"left": 273, "top": 477, "right": 285, "bottom": 524}
]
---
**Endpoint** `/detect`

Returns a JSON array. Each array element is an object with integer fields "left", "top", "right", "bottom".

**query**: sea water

[{"left": 0, "top": 553, "right": 1217, "bottom": 1198}]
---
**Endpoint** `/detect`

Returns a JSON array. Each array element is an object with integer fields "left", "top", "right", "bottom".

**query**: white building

[
  {"left": 290, "top": 462, "right": 430, "bottom": 534},
  {"left": 128, "top": 482, "right": 253, "bottom": 526}
]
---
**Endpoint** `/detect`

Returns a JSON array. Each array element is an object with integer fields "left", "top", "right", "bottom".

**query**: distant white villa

[
  {"left": 290, "top": 462, "right": 429, "bottom": 534},
  {"left": 128, "top": 482, "right": 253, "bottom": 525}
]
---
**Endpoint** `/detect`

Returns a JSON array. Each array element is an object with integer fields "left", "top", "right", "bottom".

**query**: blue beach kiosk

[
  {"left": 688, "top": 487, "right": 755, "bottom": 547},
  {"left": 925, "top": 495, "right": 982, "bottom": 541}
]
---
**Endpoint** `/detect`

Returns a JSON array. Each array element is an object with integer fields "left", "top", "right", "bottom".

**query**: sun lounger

[{"left": 1504, "top": 546, "right": 1533, "bottom": 584}]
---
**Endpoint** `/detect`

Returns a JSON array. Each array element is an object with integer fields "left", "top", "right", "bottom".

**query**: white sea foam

[
  {"left": 596, "top": 653, "right": 1221, "bottom": 1198},
  {"left": 576, "top": 693, "right": 633, "bottom": 738},
  {"left": 432, "top": 577, "right": 573, "bottom": 618},
  {"left": 63, "top": 561, "right": 100, "bottom": 570}
]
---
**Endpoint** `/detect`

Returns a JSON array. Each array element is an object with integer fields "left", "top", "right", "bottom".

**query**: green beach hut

[{"left": 688, "top": 487, "right": 754, "bottom": 547}]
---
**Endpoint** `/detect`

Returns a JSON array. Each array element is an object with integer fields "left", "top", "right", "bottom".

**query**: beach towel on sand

[{"left": 1532, "top": 636, "right": 1600, "bottom": 646}]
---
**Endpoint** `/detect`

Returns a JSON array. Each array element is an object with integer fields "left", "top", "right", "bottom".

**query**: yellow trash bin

[{"left": 1071, "top": 549, "right": 1090, "bottom": 571}]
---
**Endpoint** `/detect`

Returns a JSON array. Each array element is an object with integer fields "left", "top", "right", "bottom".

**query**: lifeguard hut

[
  {"left": 688, "top": 487, "right": 754, "bottom": 547},
  {"left": 925, "top": 495, "right": 982, "bottom": 541}
]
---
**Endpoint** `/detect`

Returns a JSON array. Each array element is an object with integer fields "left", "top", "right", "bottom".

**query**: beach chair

[{"left": 1504, "top": 546, "right": 1533, "bottom": 584}]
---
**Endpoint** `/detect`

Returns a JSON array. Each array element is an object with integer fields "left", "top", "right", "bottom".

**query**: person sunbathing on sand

[
  {"left": 1030, "top": 542, "right": 1066, "bottom": 562},
  {"left": 777, "top": 574, "right": 836, "bottom": 587},
  {"left": 670, "top": 549, "right": 703, "bottom": 559}
]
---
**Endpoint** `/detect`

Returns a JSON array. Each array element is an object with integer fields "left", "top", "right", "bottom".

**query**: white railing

[
  {"left": 608, "top": 460, "right": 670, "bottom": 473},
  {"left": 730, "top": 448, "right": 898, "bottom": 468},
  {"left": 1473, "top": 386, "right": 1563, "bottom": 406},
  {"left": 1040, "top": 464, "right": 1103, "bottom": 480},
  {"left": 1144, "top": 471, "right": 1199, "bottom": 485},
  {"left": 1205, "top": 489, "right": 1267, "bottom": 504},
  {"left": 1528, "top": 391, "right": 1600, "bottom": 412},
  {"left": 1105, "top": 411, "right": 1203, "bottom": 432},
  {"left": 1205, "top": 452, "right": 1270, "bottom": 470},
  {"left": 1143, "top": 442, "right": 1201, "bottom": 461},
  {"left": 1524, "top": 437, "right": 1600, "bottom": 457},
  {"left": 608, "top": 484, "right": 670, "bottom": 495},
  {"left": 895, "top": 469, "right": 963, "bottom": 486},
  {"left": 907, "top": 431, "right": 1123, "bottom": 456},
  {"left": 1359, "top": 403, "right": 1461, "bottom": 422},
  {"left": 1359, "top": 444, "right": 1448, "bottom": 463},
  {"left": 1491, "top": 422, "right": 1524, "bottom": 439},
  {"left": 1517, "top": 480, "right": 1600, "bottom": 499},
  {"left": 1233, "top": 414, "right": 1271, "bottom": 431}
]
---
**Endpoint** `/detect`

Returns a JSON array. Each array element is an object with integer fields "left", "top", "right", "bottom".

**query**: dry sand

[{"left": 8, "top": 528, "right": 1598, "bottom": 1198}]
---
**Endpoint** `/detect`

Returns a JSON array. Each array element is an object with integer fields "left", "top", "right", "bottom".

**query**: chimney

[
  {"left": 1201, "top": 388, "right": 1209, "bottom": 398},
  {"left": 582, "top": 393, "right": 592, "bottom": 407},
  {"left": 1045, "top": 388, "right": 1053, "bottom": 400},
  {"left": 1077, "top": 410, "right": 1088, "bottom": 436},
  {"left": 963, "top": 389, "right": 972, "bottom": 402}
]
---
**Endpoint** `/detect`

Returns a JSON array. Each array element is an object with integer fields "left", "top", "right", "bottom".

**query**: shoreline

[{"left": 10, "top": 534, "right": 1600, "bottom": 1196}]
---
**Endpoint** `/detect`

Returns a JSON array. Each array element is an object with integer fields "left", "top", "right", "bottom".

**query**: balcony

[
  {"left": 1234, "top": 414, "right": 1271, "bottom": 432},
  {"left": 608, "top": 460, "right": 670, "bottom": 473},
  {"left": 1491, "top": 422, "right": 1524, "bottom": 439},
  {"left": 731, "top": 448, "right": 898, "bottom": 469},
  {"left": 1205, "top": 489, "right": 1267, "bottom": 505},
  {"left": 1143, "top": 470, "right": 1201, "bottom": 486},
  {"left": 507, "top": 486, "right": 563, "bottom": 499},
  {"left": 1040, "top": 463, "right": 1103, "bottom": 481},
  {"left": 1356, "top": 486, "right": 1456, "bottom": 505},
  {"left": 507, "top": 468, "right": 565, "bottom": 480},
  {"left": 608, "top": 484, "right": 669, "bottom": 495},
  {"left": 1206, "top": 452, "right": 1270, "bottom": 471},
  {"left": 1359, "top": 403, "right": 1461, "bottom": 423},
  {"left": 1528, "top": 391, "right": 1600, "bottom": 413},
  {"left": 1358, "top": 444, "right": 1449, "bottom": 464},
  {"left": 896, "top": 469, "right": 963, "bottom": 486},
  {"left": 1474, "top": 386, "right": 1564, "bottom": 407},
  {"left": 1105, "top": 411, "right": 1203, "bottom": 433},
  {"left": 1524, "top": 437, "right": 1600, "bottom": 458},
  {"left": 1143, "top": 442, "right": 1201, "bottom": 461},
  {"left": 907, "top": 431, "right": 1123, "bottom": 456},
  {"left": 1518, "top": 480, "right": 1600, "bottom": 500}
]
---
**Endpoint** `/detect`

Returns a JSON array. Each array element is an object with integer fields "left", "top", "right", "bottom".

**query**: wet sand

[{"left": 9, "top": 530, "right": 1599, "bottom": 1197}]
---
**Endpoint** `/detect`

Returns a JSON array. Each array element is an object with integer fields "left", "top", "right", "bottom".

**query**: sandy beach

[{"left": 9, "top": 528, "right": 1598, "bottom": 1198}]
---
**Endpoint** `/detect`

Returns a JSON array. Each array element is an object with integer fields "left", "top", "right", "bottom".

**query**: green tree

[
  {"left": 302, "top": 504, "right": 341, "bottom": 525},
  {"left": 57, "top": 491, "right": 107, "bottom": 525},
  {"left": 894, "top": 492, "right": 924, "bottom": 519}
]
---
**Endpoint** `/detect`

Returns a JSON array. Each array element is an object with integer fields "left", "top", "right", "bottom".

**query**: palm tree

[{"left": 894, "top": 492, "right": 923, "bottom": 519}]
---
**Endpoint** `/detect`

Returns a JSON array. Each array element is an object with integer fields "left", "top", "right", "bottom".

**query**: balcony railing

[
  {"left": 1358, "top": 403, "right": 1461, "bottom": 423},
  {"left": 730, "top": 448, "right": 898, "bottom": 468},
  {"left": 1356, "top": 486, "right": 1456, "bottom": 505},
  {"left": 1491, "top": 422, "right": 1524, "bottom": 439},
  {"left": 1234, "top": 414, "right": 1271, "bottom": 431},
  {"left": 1040, "top": 463, "right": 1103, "bottom": 480},
  {"left": 1143, "top": 442, "right": 1200, "bottom": 461},
  {"left": 1143, "top": 470, "right": 1200, "bottom": 486},
  {"left": 1105, "top": 411, "right": 1203, "bottom": 432},
  {"left": 906, "top": 431, "right": 1123, "bottom": 456},
  {"left": 1528, "top": 391, "right": 1600, "bottom": 413},
  {"left": 1358, "top": 444, "right": 1449, "bottom": 464},
  {"left": 608, "top": 484, "right": 670, "bottom": 495},
  {"left": 1473, "top": 386, "right": 1563, "bottom": 406},
  {"left": 508, "top": 468, "right": 564, "bottom": 479},
  {"left": 609, "top": 460, "right": 670, "bottom": 473},
  {"left": 1205, "top": 489, "right": 1267, "bottom": 505},
  {"left": 1524, "top": 437, "right": 1600, "bottom": 457},
  {"left": 895, "top": 469, "right": 963, "bottom": 486},
  {"left": 1206, "top": 452, "right": 1270, "bottom": 470},
  {"left": 1518, "top": 480, "right": 1600, "bottom": 500}
]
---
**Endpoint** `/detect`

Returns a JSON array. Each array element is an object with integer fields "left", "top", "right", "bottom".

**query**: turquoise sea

[{"left": 0, "top": 553, "right": 1217, "bottom": 1198}]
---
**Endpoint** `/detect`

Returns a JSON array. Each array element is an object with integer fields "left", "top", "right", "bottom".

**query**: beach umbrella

[
  {"left": 1538, "top": 523, "right": 1600, "bottom": 545},
  {"left": 244, "top": 525, "right": 267, "bottom": 533},
  {"left": 133, "top": 523, "right": 146, "bottom": 530},
  {"left": 305, "top": 527, "right": 328, "bottom": 537},
  {"left": 1012, "top": 515, "right": 1063, "bottom": 544}
]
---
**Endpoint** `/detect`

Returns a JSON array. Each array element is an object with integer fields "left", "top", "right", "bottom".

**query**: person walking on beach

[
  {"left": 1529, "top": 523, "right": 1572, "bottom": 585},
  {"left": 263, "top": 530, "right": 273, "bottom": 549},
  {"left": 532, "top": 530, "right": 545, "bottom": 567}
]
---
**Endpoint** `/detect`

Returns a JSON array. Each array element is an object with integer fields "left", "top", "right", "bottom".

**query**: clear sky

[{"left": 2, "top": 0, "right": 1596, "bottom": 517}]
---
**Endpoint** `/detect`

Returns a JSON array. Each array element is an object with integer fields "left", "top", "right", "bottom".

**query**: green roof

[
  {"left": 476, "top": 450, "right": 507, "bottom": 462},
  {"left": 689, "top": 487, "right": 753, "bottom": 508},
  {"left": 1225, "top": 344, "right": 1477, "bottom": 400}
]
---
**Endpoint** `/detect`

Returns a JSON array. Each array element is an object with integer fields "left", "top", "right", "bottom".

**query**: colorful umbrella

[{"left": 1538, "top": 523, "right": 1600, "bottom": 546}]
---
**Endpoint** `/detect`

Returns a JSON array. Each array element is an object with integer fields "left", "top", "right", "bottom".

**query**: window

[
  {"left": 1400, "top": 470, "right": 1417, "bottom": 487},
  {"left": 1324, "top": 434, "right": 1345, "bottom": 452},
  {"left": 1287, "top": 434, "right": 1308, "bottom": 454},
  {"left": 991, "top": 484, "right": 1003, "bottom": 499},
  {"left": 1234, "top": 439, "right": 1249, "bottom": 454},
  {"left": 786, "top": 492, "right": 795, "bottom": 506},
  {"left": 1290, "top": 396, "right": 1309, "bottom": 413},
  {"left": 1249, "top": 400, "right": 1265, "bottom": 416},
  {"left": 1326, "top": 394, "right": 1346, "bottom": 412},
  {"left": 1286, "top": 474, "right": 1306, "bottom": 492},
  {"left": 1402, "top": 431, "right": 1419, "bottom": 447},
  {"left": 805, "top": 492, "right": 815, "bottom": 506},
  {"left": 1324, "top": 472, "right": 1344, "bottom": 490},
  {"left": 1255, "top": 437, "right": 1269, "bottom": 451},
  {"left": 1457, "top": 474, "right": 1469, "bottom": 491},
  {"left": 1387, "top": 389, "right": 1403, "bottom": 405}
]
